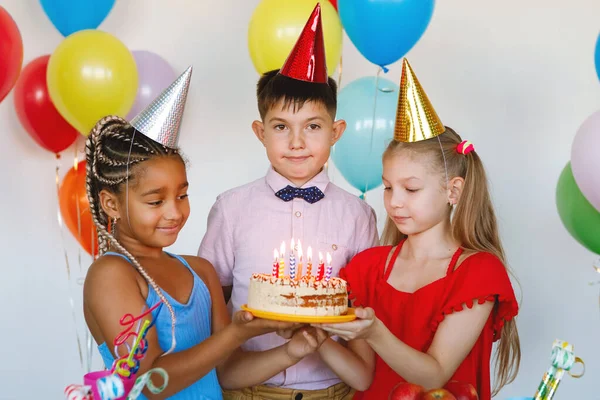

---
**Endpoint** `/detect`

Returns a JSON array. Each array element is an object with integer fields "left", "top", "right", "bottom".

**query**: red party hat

[{"left": 279, "top": 3, "right": 328, "bottom": 83}]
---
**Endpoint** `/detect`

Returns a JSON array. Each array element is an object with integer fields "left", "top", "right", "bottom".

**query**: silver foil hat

[{"left": 130, "top": 65, "right": 193, "bottom": 149}]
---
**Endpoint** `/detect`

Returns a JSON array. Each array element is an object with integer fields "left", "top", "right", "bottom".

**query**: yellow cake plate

[{"left": 241, "top": 304, "right": 357, "bottom": 323}]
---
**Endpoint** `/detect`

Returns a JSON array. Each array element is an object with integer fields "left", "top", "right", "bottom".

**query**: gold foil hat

[
  {"left": 394, "top": 59, "right": 445, "bottom": 142},
  {"left": 130, "top": 65, "right": 193, "bottom": 149}
]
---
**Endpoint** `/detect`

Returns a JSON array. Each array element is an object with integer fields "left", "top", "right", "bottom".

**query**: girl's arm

[
  {"left": 84, "top": 257, "right": 295, "bottom": 399},
  {"left": 317, "top": 304, "right": 493, "bottom": 390},
  {"left": 316, "top": 336, "right": 375, "bottom": 391},
  {"left": 192, "top": 256, "right": 327, "bottom": 389}
]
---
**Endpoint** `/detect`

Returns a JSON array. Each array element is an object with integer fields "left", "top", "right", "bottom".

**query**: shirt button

[
  {"left": 295, "top": 211, "right": 302, "bottom": 218},
  {"left": 332, "top": 244, "right": 338, "bottom": 251}
]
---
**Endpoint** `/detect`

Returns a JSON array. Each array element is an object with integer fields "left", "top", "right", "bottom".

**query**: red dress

[{"left": 340, "top": 241, "right": 518, "bottom": 400}]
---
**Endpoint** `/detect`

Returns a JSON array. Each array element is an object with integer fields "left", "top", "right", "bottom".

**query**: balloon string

[
  {"left": 74, "top": 147, "right": 83, "bottom": 272},
  {"left": 364, "top": 67, "right": 383, "bottom": 196},
  {"left": 56, "top": 154, "right": 84, "bottom": 370},
  {"left": 337, "top": 54, "right": 343, "bottom": 89},
  {"left": 328, "top": 53, "right": 344, "bottom": 185},
  {"left": 590, "top": 259, "right": 600, "bottom": 316},
  {"left": 74, "top": 145, "right": 95, "bottom": 372}
]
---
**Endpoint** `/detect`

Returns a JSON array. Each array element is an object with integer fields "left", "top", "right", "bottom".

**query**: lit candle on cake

[
  {"left": 289, "top": 238, "right": 296, "bottom": 280},
  {"left": 278, "top": 241, "right": 286, "bottom": 278},
  {"left": 306, "top": 246, "right": 312, "bottom": 277},
  {"left": 272, "top": 249, "right": 279, "bottom": 277},
  {"left": 296, "top": 240, "right": 303, "bottom": 280},
  {"left": 325, "top": 252, "right": 332, "bottom": 282},
  {"left": 317, "top": 252, "right": 325, "bottom": 280}
]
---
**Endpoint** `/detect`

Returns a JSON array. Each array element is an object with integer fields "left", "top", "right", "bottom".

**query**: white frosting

[{"left": 247, "top": 274, "right": 348, "bottom": 316}]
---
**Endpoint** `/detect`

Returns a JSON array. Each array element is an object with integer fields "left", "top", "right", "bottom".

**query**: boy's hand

[
  {"left": 231, "top": 311, "right": 297, "bottom": 341},
  {"left": 285, "top": 327, "right": 329, "bottom": 362}
]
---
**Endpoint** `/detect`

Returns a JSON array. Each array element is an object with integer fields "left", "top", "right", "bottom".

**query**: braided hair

[{"left": 85, "top": 115, "right": 181, "bottom": 354}]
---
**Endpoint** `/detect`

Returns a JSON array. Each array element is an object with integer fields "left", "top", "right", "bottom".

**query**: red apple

[
  {"left": 389, "top": 382, "right": 426, "bottom": 400},
  {"left": 444, "top": 380, "right": 479, "bottom": 400},
  {"left": 422, "top": 388, "right": 457, "bottom": 400}
]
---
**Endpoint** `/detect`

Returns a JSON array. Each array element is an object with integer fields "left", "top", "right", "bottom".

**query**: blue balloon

[
  {"left": 40, "top": 0, "right": 115, "bottom": 37},
  {"left": 338, "top": 0, "right": 435, "bottom": 68},
  {"left": 332, "top": 76, "right": 399, "bottom": 194},
  {"left": 595, "top": 33, "right": 600, "bottom": 82}
]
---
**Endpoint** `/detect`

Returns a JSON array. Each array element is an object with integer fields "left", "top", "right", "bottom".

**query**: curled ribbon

[
  {"left": 533, "top": 339, "right": 585, "bottom": 400},
  {"left": 126, "top": 367, "right": 169, "bottom": 400},
  {"left": 114, "top": 319, "right": 151, "bottom": 378},
  {"left": 112, "top": 302, "right": 163, "bottom": 378}
]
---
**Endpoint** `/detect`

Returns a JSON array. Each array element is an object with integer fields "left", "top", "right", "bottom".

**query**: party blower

[
  {"left": 64, "top": 303, "right": 169, "bottom": 400},
  {"left": 532, "top": 339, "right": 585, "bottom": 400}
]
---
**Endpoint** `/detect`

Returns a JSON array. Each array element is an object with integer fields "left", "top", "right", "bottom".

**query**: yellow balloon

[
  {"left": 47, "top": 30, "right": 138, "bottom": 135},
  {"left": 248, "top": 0, "right": 342, "bottom": 75}
]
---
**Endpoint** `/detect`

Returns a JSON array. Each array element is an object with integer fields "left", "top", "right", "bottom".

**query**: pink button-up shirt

[{"left": 198, "top": 167, "right": 379, "bottom": 390}]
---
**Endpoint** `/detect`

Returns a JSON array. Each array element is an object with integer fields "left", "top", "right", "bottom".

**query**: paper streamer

[{"left": 533, "top": 339, "right": 585, "bottom": 400}]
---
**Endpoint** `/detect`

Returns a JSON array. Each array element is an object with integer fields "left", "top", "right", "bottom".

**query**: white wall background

[{"left": 0, "top": 0, "right": 599, "bottom": 398}]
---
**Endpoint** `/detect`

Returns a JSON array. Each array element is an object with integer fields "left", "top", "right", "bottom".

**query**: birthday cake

[{"left": 247, "top": 240, "right": 348, "bottom": 316}]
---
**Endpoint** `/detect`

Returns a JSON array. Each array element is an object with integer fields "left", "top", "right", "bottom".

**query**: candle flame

[
  {"left": 280, "top": 241, "right": 285, "bottom": 257},
  {"left": 307, "top": 246, "right": 312, "bottom": 261},
  {"left": 326, "top": 252, "right": 332, "bottom": 265},
  {"left": 291, "top": 238, "right": 295, "bottom": 251},
  {"left": 298, "top": 245, "right": 303, "bottom": 259},
  {"left": 319, "top": 251, "right": 323, "bottom": 263},
  {"left": 274, "top": 248, "right": 279, "bottom": 260}
]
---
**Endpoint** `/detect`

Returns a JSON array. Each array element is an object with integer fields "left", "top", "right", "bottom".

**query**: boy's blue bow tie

[{"left": 275, "top": 185, "right": 325, "bottom": 204}]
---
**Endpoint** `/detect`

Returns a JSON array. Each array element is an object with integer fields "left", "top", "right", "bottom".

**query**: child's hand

[
  {"left": 276, "top": 324, "right": 307, "bottom": 339},
  {"left": 231, "top": 311, "right": 298, "bottom": 341},
  {"left": 313, "top": 307, "right": 378, "bottom": 341},
  {"left": 285, "top": 327, "right": 329, "bottom": 362}
]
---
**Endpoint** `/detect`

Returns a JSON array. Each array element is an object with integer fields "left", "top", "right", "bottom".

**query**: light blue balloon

[
  {"left": 338, "top": 0, "right": 436, "bottom": 68},
  {"left": 40, "top": 0, "right": 116, "bottom": 37},
  {"left": 595, "top": 33, "right": 600, "bottom": 81},
  {"left": 332, "top": 76, "right": 399, "bottom": 194}
]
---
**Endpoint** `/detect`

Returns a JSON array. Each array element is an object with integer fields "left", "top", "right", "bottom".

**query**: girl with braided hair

[{"left": 83, "top": 69, "right": 328, "bottom": 400}]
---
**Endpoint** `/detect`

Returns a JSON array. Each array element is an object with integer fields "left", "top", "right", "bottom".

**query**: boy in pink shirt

[{"left": 198, "top": 4, "right": 378, "bottom": 399}]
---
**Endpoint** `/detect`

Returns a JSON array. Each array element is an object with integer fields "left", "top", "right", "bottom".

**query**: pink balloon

[
  {"left": 126, "top": 50, "right": 176, "bottom": 119},
  {"left": 571, "top": 109, "right": 600, "bottom": 212}
]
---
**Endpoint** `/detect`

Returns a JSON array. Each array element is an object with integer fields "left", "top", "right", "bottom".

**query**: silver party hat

[{"left": 130, "top": 65, "right": 193, "bottom": 149}]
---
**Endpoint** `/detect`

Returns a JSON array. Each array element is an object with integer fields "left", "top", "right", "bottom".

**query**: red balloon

[
  {"left": 59, "top": 160, "right": 99, "bottom": 257},
  {"left": 329, "top": 0, "right": 337, "bottom": 11},
  {"left": 14, "top": 55, "right": 79, "bottom": 153},
  {"left": 0, "top": 6, "right": 23, "bottom": 103}
]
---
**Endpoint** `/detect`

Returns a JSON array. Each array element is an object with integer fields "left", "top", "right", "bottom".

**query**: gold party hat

[
  {"left": 130, "top": 66, "right": 193, "bottom": 149},
  {"left": 394, "top": 59, "right": 445, "bottom": 142}
]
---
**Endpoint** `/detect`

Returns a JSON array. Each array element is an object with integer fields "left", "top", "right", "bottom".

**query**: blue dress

[{"left": 97, "top": 251, "right": 223, "bottom": 400}]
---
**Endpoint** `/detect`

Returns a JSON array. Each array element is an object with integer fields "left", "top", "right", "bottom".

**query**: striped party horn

[
  {"left": 533, "top": 339, "right": 585, "bottom": 400},
  {"left": 64, "top": 384, "right": 92, "bottom": 400},
  {"left": 97, "top": 374, "right": 126, "bottom": 400}
]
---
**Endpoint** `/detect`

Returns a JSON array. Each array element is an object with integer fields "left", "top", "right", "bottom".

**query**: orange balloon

[{"left": 59, "top": 160, "right": 98, "bottom": 257}]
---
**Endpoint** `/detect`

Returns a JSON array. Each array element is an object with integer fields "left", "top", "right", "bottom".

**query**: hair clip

[{"left": 457, "top": 140, "right": 475, "bottom": 155}]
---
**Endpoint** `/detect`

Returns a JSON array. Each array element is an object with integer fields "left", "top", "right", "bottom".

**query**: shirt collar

[{"left": 266, "top": 166, "right": 330, "bottom": 194}]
